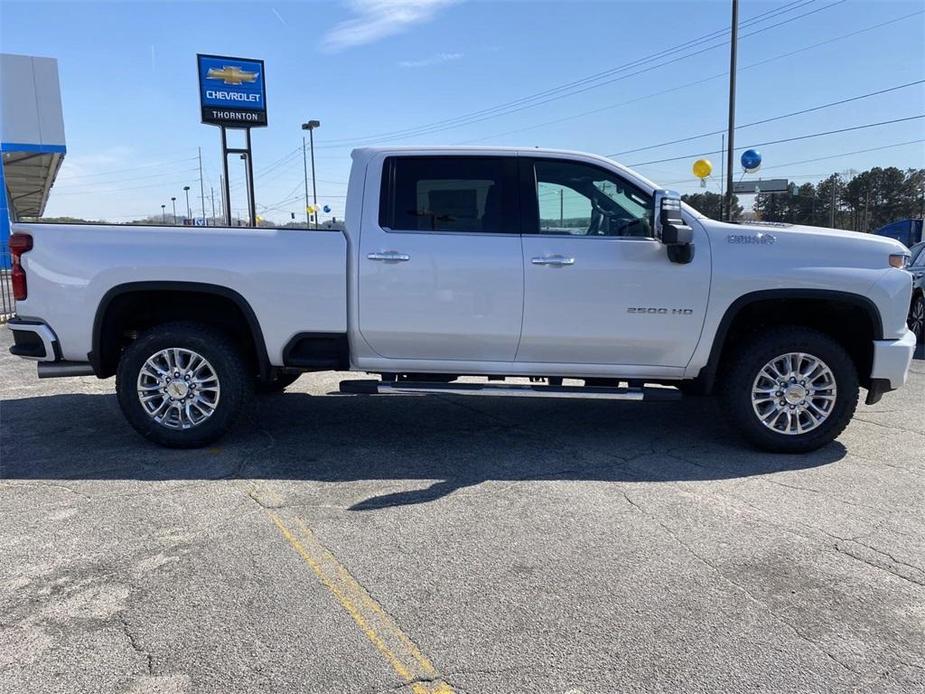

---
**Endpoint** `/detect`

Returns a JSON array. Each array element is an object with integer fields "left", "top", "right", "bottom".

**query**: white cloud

[
  {"left": 398, "top": 51, "right": 462, "bottom": 68},
  {"left": 321, "top": 0, "right": 459, "bottom": 52}
]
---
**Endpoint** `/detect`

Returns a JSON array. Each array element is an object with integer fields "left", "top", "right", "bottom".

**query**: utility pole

[
  {"left": 198, "top": 147, "right": 206, "bottom": 224},
  {"left": 720, "top": 133, "right": 725, "bottom": 220},
  {"left": 830, "top": 173, "right": 837, "bottom": 228},
  {"left": 219, "top": 175, "right": 226, "bottom": 224},
  {"left": 724, "top": 0, "right": 738, "bottom": 223},
  {"left": 559, "top": 189, "right": 564, "bottom": 227},
  {"left": 210, "top": 186, "right": 216, "bottom": 225},
  {"left": 302, "top": 136, "right": 310, "bottom": 227},
  {"left": 170, "top": 196, "right": 177, "bottom": 225}
]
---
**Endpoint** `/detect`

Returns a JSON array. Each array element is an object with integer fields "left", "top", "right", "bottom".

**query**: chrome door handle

[
  {"left": 367, "top": 251, "right": 411, "bottom": 262},
  {"left": 531, "top": 255, "right": 575, "bottom": 266}
]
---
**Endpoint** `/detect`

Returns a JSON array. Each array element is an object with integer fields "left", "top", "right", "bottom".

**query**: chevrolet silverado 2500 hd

[{"left": 7, "top": 147, "right": 917, "bottom": 451}]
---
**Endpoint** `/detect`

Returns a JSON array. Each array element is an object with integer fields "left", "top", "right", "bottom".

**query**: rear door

[
  {"left": 517, "top": 156, "right": 710, "bottom": 367},
  {"left": 357, "top": 155, "right": 524, "bottom": 361}
]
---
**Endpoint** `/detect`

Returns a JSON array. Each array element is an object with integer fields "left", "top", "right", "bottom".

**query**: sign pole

[
  {"left": 220, "top": 127, "right": 232, "bottom": 226},
  {"left": 197, "top": 54, "right": 267, "bottom": 228},
  {"left": 245, "top": 128, "right": 257, "bottom": 227}
]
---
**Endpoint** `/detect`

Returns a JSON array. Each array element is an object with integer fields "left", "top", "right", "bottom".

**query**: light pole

[
  {"left": 170, "top": 197, "right": 177, "bottom": 225},
  {"left": 301, "top": 136, "right": 310, "bottom": 227},
  {"left": 183, "top": 186, "right": 191, "bottom": 222},
  {"left": 161, "top": 204, "right": 166, "bottom": 223},
  {"left": 301, "top": 120, "right": 320, "bottom": 229}
]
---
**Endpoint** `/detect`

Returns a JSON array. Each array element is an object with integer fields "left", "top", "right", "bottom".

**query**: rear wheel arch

[
  {"left": 91, "top": 281, "right": 270, "bottom": 380},
  {"left": 697, "top": 289, "right": 882, "bottom": 394}
]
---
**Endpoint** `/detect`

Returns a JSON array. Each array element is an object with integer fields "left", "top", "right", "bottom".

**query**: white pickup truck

[{"left": 7, "top": 147, "right": 917, "bottom": 452}]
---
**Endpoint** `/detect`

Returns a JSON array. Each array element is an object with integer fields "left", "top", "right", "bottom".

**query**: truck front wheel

[
  {"left": 721, "top": 327, "right": 859, "bottom": 453},
  {"left": 116, "top": 322, "right": 251, "bottom": 448}
]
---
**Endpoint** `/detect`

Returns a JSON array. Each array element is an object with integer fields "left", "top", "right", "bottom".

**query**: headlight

[{"left": 889, "top": 253, "right": 910, "bottom": 269}]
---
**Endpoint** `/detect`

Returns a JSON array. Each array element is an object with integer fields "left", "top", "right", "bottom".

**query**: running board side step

[
  {"left": 338, "top": 380, "right": 681, "bottom": 401},
  {"left": 37, "top": 361, "right": 96, "bottom": 378}
]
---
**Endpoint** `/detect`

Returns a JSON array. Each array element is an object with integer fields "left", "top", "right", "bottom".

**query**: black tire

[
  {"left": 116, "top": 322, "right": 251, "bottom": 448},
  {"left": 721, "top": 326, "right": 859, "bottom": 453},
  {"left": 908, "top": 293, "right": 924, "bottom": 344},
  {"left": 255, "top": 372, "right": 301, "bottom": 394}
]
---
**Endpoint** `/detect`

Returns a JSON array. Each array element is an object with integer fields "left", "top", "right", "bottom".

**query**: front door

[
  {"left": 517, "top": 157, "right": 710, "bottom": 367},
  {"left": 358, "top": 155, "right": 524, "bottom": 361}
]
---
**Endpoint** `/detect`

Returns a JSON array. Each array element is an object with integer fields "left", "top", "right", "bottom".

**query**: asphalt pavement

[{"left": 1, "top": 330, "right": 923, "bottom": 694}]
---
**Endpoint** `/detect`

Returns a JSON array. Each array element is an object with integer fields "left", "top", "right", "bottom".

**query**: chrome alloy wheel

[
  {"left": 751, "top": 352, "right": 837, "bottom": 436},
  {"left": 136, "top": 348, "right": 220, "bottom": 430}
]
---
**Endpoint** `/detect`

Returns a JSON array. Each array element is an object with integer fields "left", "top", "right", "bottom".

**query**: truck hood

[{"left": 699, "top": 219, "right": 909, "bottom": 269}]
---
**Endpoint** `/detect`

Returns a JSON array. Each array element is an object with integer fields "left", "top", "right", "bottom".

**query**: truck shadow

[{"left": 0, "top": 390, "right": 848, "bottom": 510}]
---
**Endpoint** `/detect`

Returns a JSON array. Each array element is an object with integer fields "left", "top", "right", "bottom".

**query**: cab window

[
  {"left": 533, "top": 159, "right": 653, "bottom": 237},
  {"left": 380, "top": 156, "right": 516, "bottom": 233}
]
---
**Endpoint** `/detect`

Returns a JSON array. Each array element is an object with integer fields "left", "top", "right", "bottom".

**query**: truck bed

[{"left": 13, "top": 223, "right": 348, "bottom": 365}]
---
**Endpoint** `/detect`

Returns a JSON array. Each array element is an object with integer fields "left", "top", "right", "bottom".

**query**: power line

[
  {"left": 455, "top": 11, "right": 925, "bottom": 147},
  {"left": 659, "top": 139, "right": 925, "bottom": 186},
  {"left": 757, "top": 139, "right": 925, "bottom": 172},
  {"left": 610, "top": 80, "right": 925, "bottom": 157},
  {"left": 628, "top": 115, "right": 925, "bottom": 167},
  {"left": 318, "top": 0, "right": 842, "bottom": 147},
  {"left": 55, "top": 167, "right": 201, "bottom": 189},
  {"left": 52, "top": 174, "right": 201, "bottom": 196},
  {"left": 57, "top": 155, "right": 198, "bottom": 181},
  {"left": 338, "top": 1, "right": 846, "bottom": 146}
]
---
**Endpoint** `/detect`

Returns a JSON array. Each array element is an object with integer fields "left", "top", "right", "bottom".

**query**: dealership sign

[
  {"left": 732, "top": 178, "right": 789, "bottom": 194},
  {"left": 197, "top": 54, "right": 267, "bottom": 128}
]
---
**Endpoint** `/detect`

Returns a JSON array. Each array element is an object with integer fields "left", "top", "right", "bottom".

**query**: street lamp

[
  {"left": 301, "top": 120, "right": 320, "bottom": 229},
  {"left": 183, "top": 186, "right": 191, "bottom": 222},
  {"left": 170, "top": 197, "right": 177, "bottom": 225},
  {"left": 161, "top": 204, "right": 166, "bottom": 223}
]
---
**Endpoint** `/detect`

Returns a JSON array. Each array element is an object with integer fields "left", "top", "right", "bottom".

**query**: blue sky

[{"left": 1, "top": 0, "right": 923, "bottom": 224}]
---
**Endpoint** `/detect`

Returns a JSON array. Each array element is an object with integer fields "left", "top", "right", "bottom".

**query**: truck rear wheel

[
  {"left": 721, "top": 327, "right": 858, "bottom": 453},
  {"left": 116, "top": 322, "right": 251, "bottom": 448}
]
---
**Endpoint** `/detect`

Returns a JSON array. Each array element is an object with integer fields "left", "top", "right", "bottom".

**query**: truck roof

[{"left": 350, "top": 145, "right": 662, "bottom": 195}]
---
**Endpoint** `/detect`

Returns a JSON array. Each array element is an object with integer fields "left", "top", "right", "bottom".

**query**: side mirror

[{"left": 653, "top": 189, "right": 694, "bottom": 264}]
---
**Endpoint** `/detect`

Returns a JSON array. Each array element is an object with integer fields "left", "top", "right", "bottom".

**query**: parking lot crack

[
  {"left": 618, "top": 488, "right": 862, "bottom": 677},
  {"left": 834, "top": 541, "right": 925, "bottom": 587},
  {"left": 118, "top": 613, "right": 153, "bottom": 675},
  {"left": 852, "top": 416, "right": 925, "bottom": 438}
]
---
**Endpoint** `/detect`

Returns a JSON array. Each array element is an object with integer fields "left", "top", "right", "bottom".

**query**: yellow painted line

[{"left": 269, "top": 512, "right": 454, "bottom": 694}]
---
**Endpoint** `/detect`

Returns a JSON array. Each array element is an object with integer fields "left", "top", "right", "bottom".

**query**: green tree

[
  {"left": 681, "top": 191, "right": 743, "bottom": 221},
  {"left": 752, "top": 167, "right": 923, "bottom": 231}
]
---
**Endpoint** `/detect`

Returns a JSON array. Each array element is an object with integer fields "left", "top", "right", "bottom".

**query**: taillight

[{"left": 9, "top": 233, "right": 33, "bottom": 301}]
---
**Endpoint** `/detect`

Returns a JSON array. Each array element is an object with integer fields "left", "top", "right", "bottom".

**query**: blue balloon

[
  {"left": 323, "top": 205, "right": 331, "bottom": 213},
  {"left": 741, "top": 149, "right": 762, "bottom": 172}
]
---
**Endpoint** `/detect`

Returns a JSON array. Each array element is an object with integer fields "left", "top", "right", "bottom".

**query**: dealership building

[{"left": 1, "top": 53, "right": 66, "bottom": 264}]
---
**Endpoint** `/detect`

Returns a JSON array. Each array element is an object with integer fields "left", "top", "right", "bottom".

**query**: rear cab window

[{"left": 379, "top": 156, "right": 518, "bottom": 233}]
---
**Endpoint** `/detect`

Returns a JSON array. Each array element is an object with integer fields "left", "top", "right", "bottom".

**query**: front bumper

[
  {"left": 866, "top": 329, "right": 917, "bottom": 403},
  {"left": 7, "top": 317, "right": 61, "bottom": 361}
]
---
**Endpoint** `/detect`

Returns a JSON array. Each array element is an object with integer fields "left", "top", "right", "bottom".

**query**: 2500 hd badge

[{"left": 627, "top": 307, "right": 694, "bottom": 315}]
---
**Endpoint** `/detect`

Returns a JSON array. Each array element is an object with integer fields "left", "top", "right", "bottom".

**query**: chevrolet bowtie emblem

[{"left": 206, "top": 66, "right": 259, "bottom": 85}]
